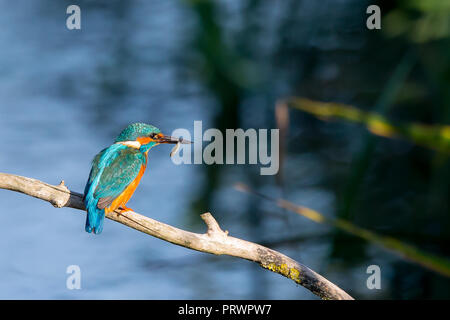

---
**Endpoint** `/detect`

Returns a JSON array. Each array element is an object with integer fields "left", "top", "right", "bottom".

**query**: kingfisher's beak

[{"left": 156, "top": 134, "right": 192, "bottom": 144}]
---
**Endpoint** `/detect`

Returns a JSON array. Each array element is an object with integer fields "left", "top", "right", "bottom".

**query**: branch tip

[{"left": 201, "top": 212, "right": 226, "bottom": 236}]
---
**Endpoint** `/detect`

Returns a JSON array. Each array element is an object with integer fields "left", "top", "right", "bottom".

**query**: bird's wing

[
  {"left": 93, "top": 147, "right": 146, "bottom": 210},
  {"left": 84, "top": 148, "right": 107, "bottom": 197}
]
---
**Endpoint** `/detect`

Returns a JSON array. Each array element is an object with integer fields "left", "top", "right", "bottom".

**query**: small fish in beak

[{"left": 170, "top": 137, "right": 191, "bottom": 157}]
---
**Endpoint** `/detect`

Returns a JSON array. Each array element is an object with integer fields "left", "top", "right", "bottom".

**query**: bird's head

[{"left": 115, "top": 123, "right": 183, "bottom": 153}]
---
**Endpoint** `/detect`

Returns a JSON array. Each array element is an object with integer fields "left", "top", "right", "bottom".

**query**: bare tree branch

[{"left": 0, "top": 172, "right": 353, "bottom": 300}]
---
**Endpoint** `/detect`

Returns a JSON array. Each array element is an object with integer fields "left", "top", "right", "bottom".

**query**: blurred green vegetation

[
  {"left": 236, "top": 183, "right": 450, "bottom": 278},
  {"left": 385, "top": 0, "right": 450, "bottom": 43},
  {"left": 182, "top": 0, "right": 450, "bottom": 299},
  {"left": 287, "top": 98, "right": 450, "bottom": 153}
]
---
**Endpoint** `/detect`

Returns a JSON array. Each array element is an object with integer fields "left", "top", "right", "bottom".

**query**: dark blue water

[{"left": 0, "top": 0, "right": 322, "bottom": 299}]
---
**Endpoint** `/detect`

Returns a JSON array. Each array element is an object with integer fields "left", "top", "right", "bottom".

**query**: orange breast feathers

[{"left": 104, "top": 162, "right": 147, "bottom": 214}]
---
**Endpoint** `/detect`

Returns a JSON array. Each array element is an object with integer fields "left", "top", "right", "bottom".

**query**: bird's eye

[{"left": 150, "top": 133, "right": 158, "bottom": 139}]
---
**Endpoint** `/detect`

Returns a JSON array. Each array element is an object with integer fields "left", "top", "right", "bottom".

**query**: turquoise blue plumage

[
  {"left": 83, "top": 123, "right": 180, "bottom": 234},
  {"left": 84, "top": 144, "right": 145, "bottom": 234}
]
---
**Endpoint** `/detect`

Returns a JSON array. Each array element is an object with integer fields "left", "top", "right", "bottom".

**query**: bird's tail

[{"left": 85, "top": 201, "right": 105, "bottom": 235}]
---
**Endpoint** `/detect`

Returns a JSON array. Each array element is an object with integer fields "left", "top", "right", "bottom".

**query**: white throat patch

[{"left": 117, "top": 141, "right": 141, "bottom": 149}]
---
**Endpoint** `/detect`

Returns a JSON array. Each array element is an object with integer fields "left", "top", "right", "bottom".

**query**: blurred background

[{"left": 0, "top": 0, "right": 448, "bottom": 299}]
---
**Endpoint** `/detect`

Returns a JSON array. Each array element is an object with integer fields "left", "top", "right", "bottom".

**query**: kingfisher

[{"left": 83, "top": 123, "right": 185, "bottom": 234}]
